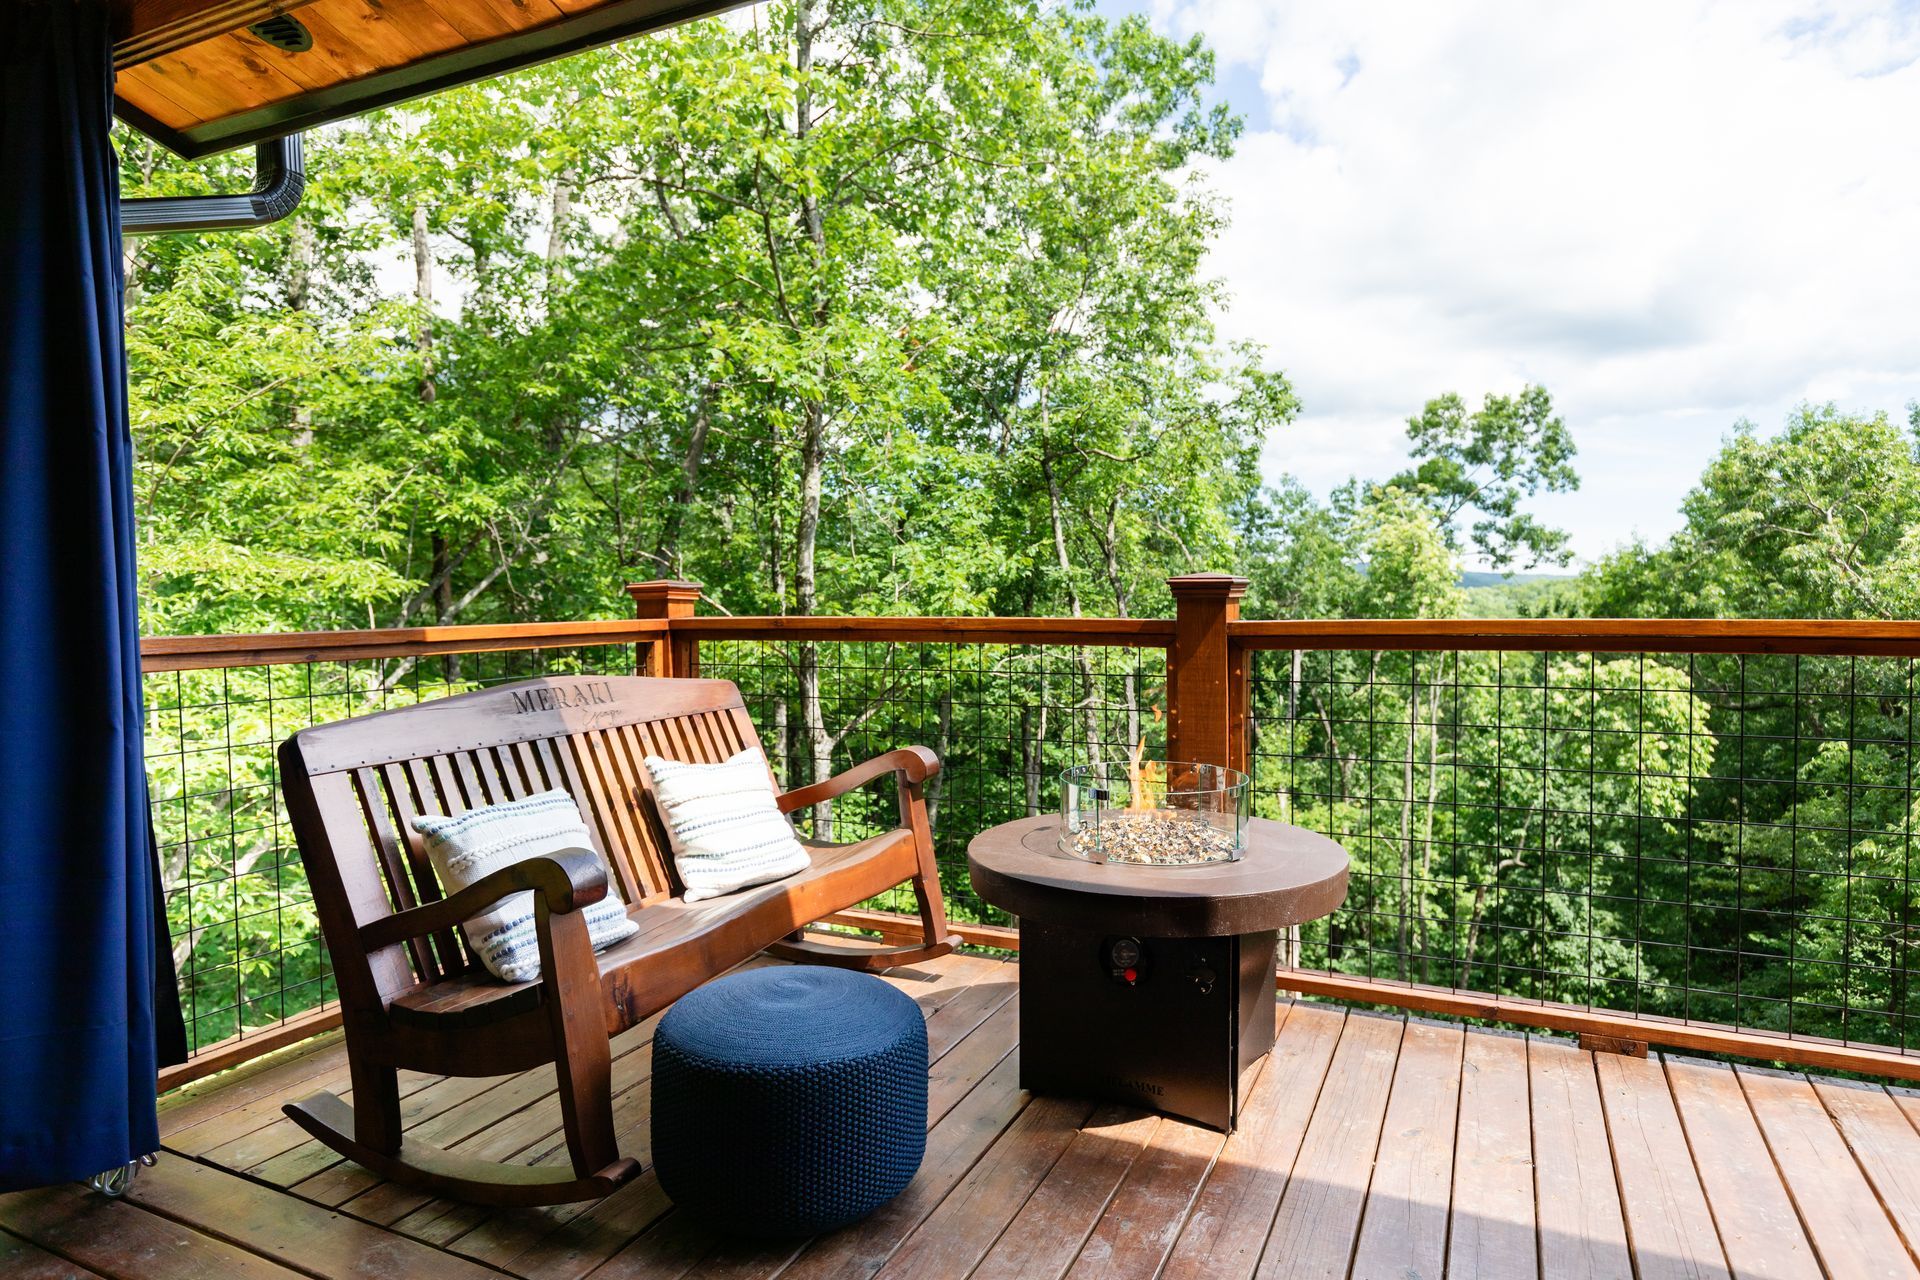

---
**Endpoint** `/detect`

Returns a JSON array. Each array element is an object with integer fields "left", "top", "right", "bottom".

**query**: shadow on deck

[{"left": 3, "top": 951, "right": 1916, "bottom": 1279}]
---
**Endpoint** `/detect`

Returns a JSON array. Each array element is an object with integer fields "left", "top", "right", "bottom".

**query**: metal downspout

[{"left": 121, "top": 135, "right": 305, "bottom": 235}]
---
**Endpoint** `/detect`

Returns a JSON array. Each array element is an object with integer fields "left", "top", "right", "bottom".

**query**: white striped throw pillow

[
  {"left": 644, "top": 748, "right": 812, "bottom": 902},
  {"left": 412, "top": 790, "right": 639, "bottom": 983}
]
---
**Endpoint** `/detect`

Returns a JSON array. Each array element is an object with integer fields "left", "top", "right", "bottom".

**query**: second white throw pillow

[{"left": 644, "top": 748, "right": 812, "bottom": 902}]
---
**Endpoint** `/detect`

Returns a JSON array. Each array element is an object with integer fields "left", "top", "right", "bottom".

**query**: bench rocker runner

[{"left": 276, "top": 676, "right": 954, "bottom": 1207}]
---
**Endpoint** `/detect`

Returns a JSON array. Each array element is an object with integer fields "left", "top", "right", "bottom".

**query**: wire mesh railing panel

[
  {"left": 143, "top": 642, "right": 640, "bottom": 1056},
  {"left": 1247, "top": 646, "right": 1920, "bottom": 1052},
  {"left": 698, "top": 639, "right": 1166, "bottom": 925}
]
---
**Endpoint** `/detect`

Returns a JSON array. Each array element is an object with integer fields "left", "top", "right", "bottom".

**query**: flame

[{"left": 1126, "top": 734, "right": 1162, "bottom": 813}]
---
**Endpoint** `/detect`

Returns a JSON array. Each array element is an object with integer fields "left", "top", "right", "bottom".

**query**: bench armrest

[
  {"left": 358, "top": 847, "right": 609, "bottom": 953},
  {"left": 776, "top": 746, "right": 941, "bottom": 814}
]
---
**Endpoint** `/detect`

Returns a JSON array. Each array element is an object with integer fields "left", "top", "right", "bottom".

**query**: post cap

[
  {"left": 625, "top": 579, "right": 703, "bottom": 598},
  {"left": 626, "top": 580, "right": 703, "bottom": 616},
  {"left": 1165, "top": 572, "right": 1249, "bottom": 598}
]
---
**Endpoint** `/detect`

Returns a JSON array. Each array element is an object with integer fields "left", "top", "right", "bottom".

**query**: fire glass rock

[{"left": 1069, "top": 810, "right": 1236, "bottom": 865}]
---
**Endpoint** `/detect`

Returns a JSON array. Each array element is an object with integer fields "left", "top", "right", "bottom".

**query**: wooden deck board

[
  {"left": 775, "top": 1051, "right": 1028, "bottom": 1280},
  {"left": 0, "top": 1183, "right": 310, "bottom": 1280},
  {"left": 1254, "top": 1009, "right": 1405, "bottom": 1279},
  {"left": 1062, "top": 1096, "right": 1231, "bottom": 1280},
  {"left": 492, "top": 964, "right": 1020, "bottom": 1280},
  {"left": 14, "top": 952, "right": 1920, "bottom": 1280},
  {"left": 157, "top": 1032, "right": 346, "bottom": 1136},
  {"left": 1448, "top": 1029, "right": 1538, "bottom": 1280},
  {"left": 1736, "top": 1066, "right": 1920, "bottom": 1280},
  {"left": 1160, "top": 1002, "right": 1340, "bottom": 1280},
  {"left": 1348, "top": 1018, "right": 1462, "bottom": 1280},
  {"left": 1528, "top": 1036, "right": 1632, "bottom": 1280},
  {"left": 122, "top": 1155, "right": 502, "bottom": 1279},
  {"left": 1594, "top": 1051, "right": 1730, "bottom": 1280},
  {"left": 1815, "top": 1079, "right": 1920, "bottom": 1267},
  {"left": 249, "top": 1070, "right": 507, "bottom": 1190},
  {"left": 866, "top": 1089, "right": 1095, "bottom": 1280},
  {"left": 966, "top": 1105, "right": 1157, "bottom": 1280},
  {"left": 1662, "top": 1056, "right": 1819, "bottom": 1280},
  {"left": 0, "top": 1227, "right": 114, "bottom": 1279}
]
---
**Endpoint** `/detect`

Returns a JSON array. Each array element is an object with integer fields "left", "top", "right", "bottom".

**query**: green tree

[
  {"left": 1583, "top": 405, "right": 1920, "bottom": 620},
  {"left": 1390, "top": 384, "right": 1579, "bottom": 570}
]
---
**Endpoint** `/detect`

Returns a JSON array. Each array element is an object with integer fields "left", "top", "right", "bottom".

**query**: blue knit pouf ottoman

[{"left": 650, "top": 966, "right": 928, "bottom": 1237}]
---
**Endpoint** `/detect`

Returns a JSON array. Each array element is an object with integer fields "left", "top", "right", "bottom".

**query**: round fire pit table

[{"left": 968, "top": 814, "right": 1347, "bottom": 1132}]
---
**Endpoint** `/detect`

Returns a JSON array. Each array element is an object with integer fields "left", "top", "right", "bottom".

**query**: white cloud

[{"left": 1143, "top": 0, "right": 1920, "bottom": 564}]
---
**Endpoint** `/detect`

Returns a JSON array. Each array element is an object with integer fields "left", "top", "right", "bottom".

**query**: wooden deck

[{"left": 6, "top": 951, "right": 1920, "bottom": 1280}]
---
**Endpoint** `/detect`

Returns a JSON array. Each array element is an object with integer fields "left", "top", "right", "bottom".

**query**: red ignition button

[{"left": 1123, "top": 967, "right": 1138, "bottom": 984}]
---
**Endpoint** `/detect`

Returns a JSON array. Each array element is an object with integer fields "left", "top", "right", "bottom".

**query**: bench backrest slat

[
  {"left": 281, "top": 677, "right": 765, "bottom": 1004},
  {"left": 352, "top": 765, "right": 441, "bottom": 982}
]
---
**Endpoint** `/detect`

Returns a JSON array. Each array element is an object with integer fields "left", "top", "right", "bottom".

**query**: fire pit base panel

[{"left": 1017, "top": 921, "right": 1276, "bottom": 1132}]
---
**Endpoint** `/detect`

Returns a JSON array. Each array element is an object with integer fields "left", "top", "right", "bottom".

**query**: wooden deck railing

[
  {"left": 1222, "top": 612, "right": 1920, "bottom": 1081},
  {"left": 145, "top": 577, "right": 1920, "bottom": 1089}
]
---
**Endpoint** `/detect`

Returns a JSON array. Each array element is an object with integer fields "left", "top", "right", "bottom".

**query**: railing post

[
  {"left": 626, "top": 579, "right": 702, "bottom": 678},
  {"left": 1166, "top": 572, "right": 1249, "bottom": 772}
]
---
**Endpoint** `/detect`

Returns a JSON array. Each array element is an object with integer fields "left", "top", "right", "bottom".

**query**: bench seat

[{"left": 386, "top": 830, "right": 918, "bottom": 1032}]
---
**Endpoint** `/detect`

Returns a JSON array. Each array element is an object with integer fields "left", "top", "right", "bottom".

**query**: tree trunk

[
  {"left": 1418, "top": 669, "right": 1442, "bottom": 977},
  {"left": 411, "top": 201, "right": 435, "bottom": 404},
  {"left": 653, "top": 382, "right": 716, "bottom": 575},
  {"left": 545, "top": 175, "right": 571, "bottom": 301},
  {"left": 430, "top": 536, "right": 453, "bottom": 619},
  {"left": 772, "top": 699, "right": 790, "bottom": 789},
  {"left": 766, "top": 443, "right": 787, "bottom": 789},
  {"left": 415, "top": 204, "right": 451, "bottom": 676},
  {"left": 1022, "top": 693, "right": 1050, "bottom": 818},
  {"left": 1397, "top": 671, "right": 1419, "bottom": 980},
  {"left": 1042, "top": 445, "right": 1099, "bottom": 759},
  {"left": 1461, "top": 853, "right": 1525, "bottom": 990},
  {"left": 288, "top": 216, "right": 315, "bottom": 447},
  {"left": 543, "top": 176, "right": 572, "bottom": 454},
  {"left": 769, "top": 422, "right": 786, "bottom": 607},
  {"left": 794, "top": 0, "right": 823, "bottom": 248},
  {"left": 1099, "top": 510, "right": 1142, "bottom": 752},
  {"left": 430, "top": 533, "right": 459, "bottom": 682},
  {"left": 793, "top": 0, "right": 836, "bottom": 835},
  {"left": 796, "top": 401, "right": 831, "bottom": 836},
  {"left": 926, "top": 689, "right": 953, "bottom": 832},
  {"left": 1314, "top": 689, "right": 1353, "bottom": 795}
]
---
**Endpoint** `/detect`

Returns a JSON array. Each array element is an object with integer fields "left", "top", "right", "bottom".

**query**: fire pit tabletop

[{"left": 967, "top": 815, "right": 1348, "bottom": 938}]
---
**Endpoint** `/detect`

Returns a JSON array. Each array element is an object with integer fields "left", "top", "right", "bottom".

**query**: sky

[{"left": 1097, "top": 0, "right": 1920, "bottom": 568}]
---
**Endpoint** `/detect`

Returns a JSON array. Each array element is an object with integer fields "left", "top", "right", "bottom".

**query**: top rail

[
  {"left": 140, "top": 618, "right": 669, "bottom": 672},
  {"left": 1228, "top": 617, "right": 1920, "bottom": 656},
  {"left": 671, "top": 615, "right": 1174, "bottom": 647},
  {"left": 139, "top": 615, "right": 1920, "bottom": 673}
]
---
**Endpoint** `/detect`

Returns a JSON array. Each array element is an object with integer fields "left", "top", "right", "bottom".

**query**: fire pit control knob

[
  {"left": 1106, "top": 937, "right": 1143, "bottom": 984},
  {"left": 1188, "top": 965, "right": 1216, "bottom": 995}
]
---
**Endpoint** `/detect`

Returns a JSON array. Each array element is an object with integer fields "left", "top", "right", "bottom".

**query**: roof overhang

[{"left": 113, "top": 0, "right": 750, "bottom": 159}]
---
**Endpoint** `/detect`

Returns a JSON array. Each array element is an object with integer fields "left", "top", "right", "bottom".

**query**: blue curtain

[{"left": 0, "top": 0, "right": 178, "bottom": 1189}]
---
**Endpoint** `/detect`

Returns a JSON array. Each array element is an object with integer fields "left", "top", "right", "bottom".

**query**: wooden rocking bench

[{"left": 276, "top": 675, "right": 955, "bottom": 1207}]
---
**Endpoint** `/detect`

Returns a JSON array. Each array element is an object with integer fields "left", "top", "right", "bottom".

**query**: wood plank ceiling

[{"left": 111, "top": 0, "right": 746, "bottom": 158}]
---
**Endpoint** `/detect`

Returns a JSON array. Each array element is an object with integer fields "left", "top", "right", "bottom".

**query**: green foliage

[
  {"left": 123, "top": 0, "right": 1282, "bottom": 633},
  {"left": 1458, "top": 575, "right": 1577, "bottom": 618}
]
